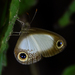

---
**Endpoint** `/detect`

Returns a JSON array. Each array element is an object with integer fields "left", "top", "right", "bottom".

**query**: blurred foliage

[
  {"left": 0, "top": 0, "right": 37, "bottom": 75},
  {"left": 58, "top": 0, "right": 75, "bottom": 27},
  {"left": 0, "top": 0, "right": 19, "bottom": 75},
  {"left": 62, "top": 65, "right": 75, "bottom": 75},
  {"left": 19, "top": 0, "right": 37, "bottom": 15}
]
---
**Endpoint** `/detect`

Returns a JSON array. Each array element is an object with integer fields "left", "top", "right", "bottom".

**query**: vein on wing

[{"left": 30, "top": 35, "right": 41, "bottom": 52}]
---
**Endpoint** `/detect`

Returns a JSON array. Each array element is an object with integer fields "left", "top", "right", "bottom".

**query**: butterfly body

[{"left": 14, "top": 28, "right": 66, "bottom": 65}]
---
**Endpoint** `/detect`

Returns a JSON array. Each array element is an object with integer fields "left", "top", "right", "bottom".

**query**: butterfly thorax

[{"left": 21, "top": 22, "right": 30, "bottom": 33}]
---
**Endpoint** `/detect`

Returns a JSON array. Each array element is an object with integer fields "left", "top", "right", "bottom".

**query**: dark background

[{"left": 2, "top": 0, "right": 75, "bottom": 75}]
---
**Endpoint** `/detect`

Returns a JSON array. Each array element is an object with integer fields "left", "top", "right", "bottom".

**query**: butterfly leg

[{"left": 10, "top": 32, "right": 21, "bottom": 36}]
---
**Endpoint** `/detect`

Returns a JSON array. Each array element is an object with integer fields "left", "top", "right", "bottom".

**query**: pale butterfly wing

[
  {"left": 29, "top": 34, "right": 54, "bottom": 57},
  {"left": 14, "top": 28, "right": 66, "bottom": 65}
]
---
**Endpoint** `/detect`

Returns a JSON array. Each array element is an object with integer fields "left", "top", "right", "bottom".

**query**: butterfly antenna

[
  {"left": 30, "top": 9, "right": 38, "bottom": 24},
  {"left": 26, "top": 12, "right": 31, "bottom": 23}
]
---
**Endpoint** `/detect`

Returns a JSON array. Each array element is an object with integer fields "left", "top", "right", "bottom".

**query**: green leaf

[
  {"left": 62, "top": 65, "right": 75, "bottom": 75},
  {"left": 58, "top": 12, "right": 70, "bottom": 27},
  {"left": 0, "top": 0, "right": 19, "bottom": 75},
  {"left": 69, "top": 1, "right": 75, "bottom": 12},
  {"left": 19, "top": 0, "right": 37, "bottom": 15},
  {"left": 0, "top": 52, "right": 3, "bottom": 75},
  {"left": 58, "top": 0, "right": 75, "bottom": 27},
  {"left": 0, "top": 1, "right": 7, "bottom": 29}
]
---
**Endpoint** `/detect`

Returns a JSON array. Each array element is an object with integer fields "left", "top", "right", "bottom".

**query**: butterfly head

[{"left": 21, "top": 22, "right": 30, "bottom": 32}]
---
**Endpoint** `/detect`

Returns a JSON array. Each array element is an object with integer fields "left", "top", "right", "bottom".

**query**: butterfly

[{"left": 14, "top": 19, "right": 66, "bottom": 65}]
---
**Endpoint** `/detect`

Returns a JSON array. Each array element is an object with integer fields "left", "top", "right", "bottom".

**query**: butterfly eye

[
  {"left": 56, "top": 40, "right": 63, "bottom": 49},
  {"left": 17, "top": 52, "right": 28, "bottom": 62}
]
